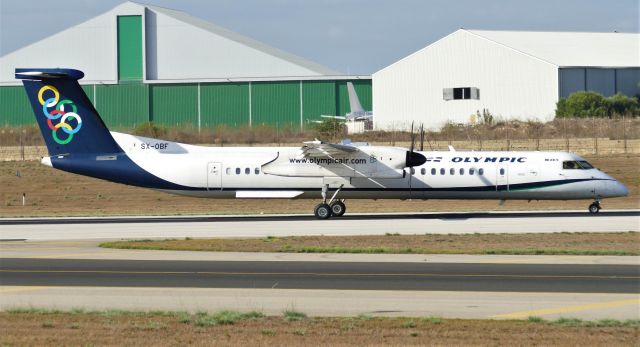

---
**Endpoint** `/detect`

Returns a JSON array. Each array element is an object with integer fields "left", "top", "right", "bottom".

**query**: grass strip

[{"left": 99, "top": 232, "right": 640, "bottom": 256}]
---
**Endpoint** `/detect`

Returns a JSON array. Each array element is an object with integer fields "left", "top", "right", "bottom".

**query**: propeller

[{"left": 407, "top": 122, "right": 421, "bottom": 199}]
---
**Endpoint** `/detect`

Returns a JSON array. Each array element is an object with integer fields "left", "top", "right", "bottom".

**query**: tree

[{"left": 311, "top": 118, "right": 346, "bottom": 141}]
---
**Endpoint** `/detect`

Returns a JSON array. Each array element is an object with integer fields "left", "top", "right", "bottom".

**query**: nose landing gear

[
  {"left": 588, "top": 201, "right": 601, "bottom": 214},
  {"left": 314, "top": 184, "right": 346, "bottom": 219}
]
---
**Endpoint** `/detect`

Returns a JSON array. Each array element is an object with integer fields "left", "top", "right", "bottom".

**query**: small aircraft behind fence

[{"left": 16, "top": 68, "right": 628, "bottom": 219}]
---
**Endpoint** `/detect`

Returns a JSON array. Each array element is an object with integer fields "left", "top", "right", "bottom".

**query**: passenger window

[
  {"left": 440, "top": 168, "right": 445, "bottom": 175},
  {"left": 499, "top": 168, "right": 505, "bottom": 175},
  {"left": 479, "top": 168, "right": 484, "bottom": 175},
  {"left": 255, "top": 168, "right": 260, "bottom": 175},
  {"left": 459, "top": 168, "right": 464, "bottom": 175},
  {"left": 226, "top": 167, "right": 231, "bottom": 175},
  {"left": 421, "top": 168, "right": 426, "bottom": 175},
  {"left": 245, "top": 168, "right": 250, "bottom": 175},
  {"left": 431, "top": 168, "right": 436, "bottom": 175},
  {"left": 450, "top": 168, "right": 455, "bottom": 175},
  {"left": 410, "top": 167, "right": 415, "bottom": 175},
  {"left": 469, "top": 168, "right": 475, "bottom": 175},
  {"left": 235, "top": 168, "right": 240, "bottom": 175}
]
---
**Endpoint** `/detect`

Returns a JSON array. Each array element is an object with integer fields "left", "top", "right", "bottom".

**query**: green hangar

[{"left": 0, "top": 2, "right": 371, "bottom": 130}]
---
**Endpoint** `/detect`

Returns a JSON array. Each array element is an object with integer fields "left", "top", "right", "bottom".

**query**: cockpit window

[
  {"left": 578, "top": 160, "right": 594, "bottom": 169},
  {"left": 563, "top": 160, "right": 594, "bottom": 170}
]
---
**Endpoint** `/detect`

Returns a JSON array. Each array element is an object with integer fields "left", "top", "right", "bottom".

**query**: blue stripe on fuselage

[{"left": 50, "top": 153, "right": 200, "bottom": 190}]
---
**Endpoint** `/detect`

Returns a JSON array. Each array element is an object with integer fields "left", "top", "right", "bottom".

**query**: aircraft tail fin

[
  {"left": 346, "top": 82, "right": 364, "bottom": 114},
  {"left": 15, "top": 68, "right": 122, "bottom": 156}
]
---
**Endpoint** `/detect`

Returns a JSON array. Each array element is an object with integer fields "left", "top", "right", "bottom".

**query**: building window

[{"left": 443, "top": 87, "right": 480, "bottom": 100}]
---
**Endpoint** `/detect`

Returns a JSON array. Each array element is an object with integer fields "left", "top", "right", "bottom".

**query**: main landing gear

[
  {"left": 314, "top": 184, "right": 346, "bottom": 219},
  {"left": 588, "top": 200, "right": 601, "bottom": 214}
]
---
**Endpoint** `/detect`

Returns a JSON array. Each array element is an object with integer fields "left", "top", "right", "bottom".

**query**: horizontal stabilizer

[{"left": 15, "top": 68, "right": 84, "bottom": 80}]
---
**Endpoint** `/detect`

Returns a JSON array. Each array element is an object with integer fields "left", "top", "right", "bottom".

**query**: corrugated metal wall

[
  {"left": 95, "top": 84, "right": 149, "bottom": 127},
  {"left": 0, "top": 86, "right": 32, "bottom": 126},
  {"left": 1, "top": 79, "right": 372, "bottom": 128},
  {"left": 150, "top": 84, "right": 198, "bottom": 125},
  {"left": 302, "top": 81, "right": 336, "bottom": 123},
  {"left": 201, "top": 83, "right": 249, "bottom": 127},
  {"left": 251, "top": 81, "right": 300, "bottom": 127}
]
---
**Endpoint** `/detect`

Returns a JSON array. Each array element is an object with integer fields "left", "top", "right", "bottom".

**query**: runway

[
  {"left": 1, "top": 210, "right": 638, "bottom": 241},
  {"left": 1, "top": 211, "right": 638, "bottom": 319},
  {"left": 2, "top": 258, "right": 637, "bottom": 293}
]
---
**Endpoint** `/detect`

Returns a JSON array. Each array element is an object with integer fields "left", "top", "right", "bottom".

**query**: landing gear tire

[
  {"left": 330, "top": 201, "right": 346, "bottom": 217},
  {"left": 588, "top": 202, "right": 601, "bottom": 214},
  {"left": 314, "top": 203, "right": 332, "bottom": 219}
]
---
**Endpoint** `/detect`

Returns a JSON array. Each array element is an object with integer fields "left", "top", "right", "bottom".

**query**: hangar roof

[
  {"left": 144, "top": 3, "right": 340, "bottom": 76},
  {"left": 0, "top": 2, "right": 344, "bottom": 85},
  {"left": 467, "top": 29, "right": 640, "bottom": 68}
]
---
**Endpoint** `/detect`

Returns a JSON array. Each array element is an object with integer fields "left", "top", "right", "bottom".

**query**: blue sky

[{"left": 1, "top": 0, "right": 638, "bottom": 74}]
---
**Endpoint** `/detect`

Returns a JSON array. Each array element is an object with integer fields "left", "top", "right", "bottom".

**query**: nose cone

[
  {"left": 405, "top": 151, "right": 426, "bottom": 167},
  {"left": 612, "top": 181, "right": 629, "bottom": 197}
]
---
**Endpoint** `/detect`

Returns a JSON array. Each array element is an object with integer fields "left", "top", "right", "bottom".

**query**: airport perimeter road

[
  {"left": 1, "top": 210, "right": 638, "bottom": 241},
  {"left": 1, "top": 258, "right": 638, "bottom": 293}
]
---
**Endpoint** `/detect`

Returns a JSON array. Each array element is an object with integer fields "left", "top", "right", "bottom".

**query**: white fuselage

[{"left": 105, "top": 132, "right": 628, "bottom": 201}]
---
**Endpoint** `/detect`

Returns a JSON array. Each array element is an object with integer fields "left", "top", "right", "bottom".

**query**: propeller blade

[
  {"left": 419, "top": 124, "right": 425, "bottom": 152},
  {"left": 409, "top": 121, "right": 415, "bottom": 153}
]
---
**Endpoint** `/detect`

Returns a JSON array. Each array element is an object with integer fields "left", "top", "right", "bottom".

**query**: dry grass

[
  {"left": 1, "top": 154, "right": 638, "bottom": 217},
  {"left": 2, "top": 118, "right": 639, "bottom": 147},
  {"left": 100, "top": 232, "right": 640, "bottom": 256},
  {"left": 1, "top": 310, "right": 638, "bottom": 346}
]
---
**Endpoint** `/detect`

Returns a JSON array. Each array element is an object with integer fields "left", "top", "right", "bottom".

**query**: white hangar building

[{"left": 372, "top": 29, "right": 640, "bottom": 130}]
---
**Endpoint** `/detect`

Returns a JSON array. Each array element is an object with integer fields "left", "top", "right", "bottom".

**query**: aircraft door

[
  {"left": 207, "top": 162, "right": 222, "bottom": 190},
  {"left": 496, "top": 165, "right": 508, "bottom": 191}
]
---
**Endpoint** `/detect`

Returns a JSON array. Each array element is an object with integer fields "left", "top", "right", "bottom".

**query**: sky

[{"left": 1, "top": 0, "right": 638, "bottom": 74}]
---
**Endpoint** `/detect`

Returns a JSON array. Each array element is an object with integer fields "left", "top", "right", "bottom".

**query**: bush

[
  {"left": 311, "top": 118, "right": 346, "bottom": 141},
  {"left": 556, "top": 92, "right": 609, "bottom": 118},
  {"left": 133, "top": 122, "right": 167, "bottom": 138},
  {"left": 556, "top": 92, "right": 639, "bottom": 118}
]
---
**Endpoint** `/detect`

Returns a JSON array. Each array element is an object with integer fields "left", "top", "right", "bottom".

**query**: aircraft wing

[{"left": 301, "top": 140, "right": 359, "bottom": 158}]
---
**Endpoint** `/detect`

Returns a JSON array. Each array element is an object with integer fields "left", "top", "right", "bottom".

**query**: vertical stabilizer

[
  {"left": 347, "top": 82, "right": 364, "bottom": 114},
  {"left": 16, "top": 68, "right": 122, "bottom": 156}
]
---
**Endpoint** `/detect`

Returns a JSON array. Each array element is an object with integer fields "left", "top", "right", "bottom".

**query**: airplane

[
  {"left": 16, "top": 68, "right": 628, "bottom": 219},
  {"left": 320, "top": 82, "right": 373, "bottom": 122}
]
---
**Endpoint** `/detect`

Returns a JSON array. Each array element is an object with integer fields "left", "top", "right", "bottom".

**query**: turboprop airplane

[{"left": 16, "top": 68, "right": 628, "bottom": 219}]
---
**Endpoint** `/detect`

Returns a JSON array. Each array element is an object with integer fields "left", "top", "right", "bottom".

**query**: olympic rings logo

[{"left": 38, "top": 85, "right": 83, "bottom": 145}]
